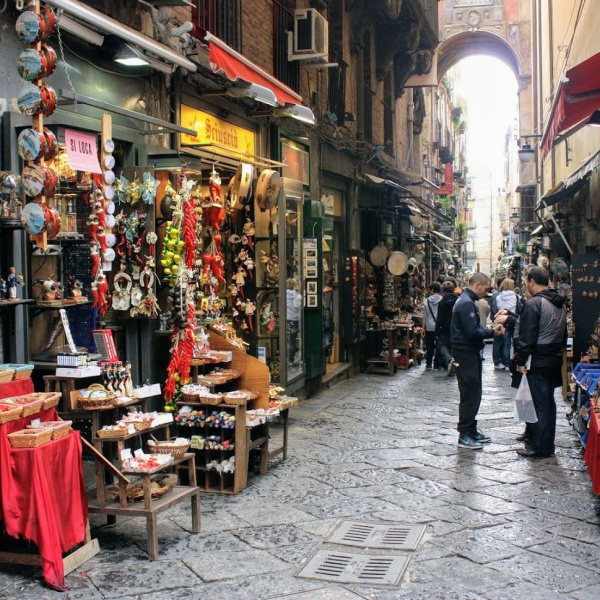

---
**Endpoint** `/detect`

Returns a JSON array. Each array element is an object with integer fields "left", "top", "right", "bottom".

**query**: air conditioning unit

[{"left": 288, "top": 8, "right": 329, "bottom": 63}]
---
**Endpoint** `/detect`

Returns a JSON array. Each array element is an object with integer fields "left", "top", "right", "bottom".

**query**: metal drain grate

[
  {"left": 327, "top": 521, "right": 426, "bottom": 550},
  {"left": 297, "top": 550, "right": 409, "bottom": 585}
]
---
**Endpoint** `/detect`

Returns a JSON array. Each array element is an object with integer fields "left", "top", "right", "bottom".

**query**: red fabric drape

[
  {"left": 584, "top": 400, "right": 600, "bottom": 496},
  {"left": 0, "top": 408, "right": 88, "bottom": 590},
  {"left": 0, "top": 377, "right": 34, "bottom": 398}
]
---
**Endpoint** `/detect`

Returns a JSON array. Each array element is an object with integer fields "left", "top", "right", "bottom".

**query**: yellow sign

[{"left": 180, "top": 104, "right": 255, "bottom": 156}]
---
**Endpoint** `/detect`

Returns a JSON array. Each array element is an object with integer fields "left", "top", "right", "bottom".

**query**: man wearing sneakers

[{"left": 451, "top": 272, "right": 505, "bottom": 449}]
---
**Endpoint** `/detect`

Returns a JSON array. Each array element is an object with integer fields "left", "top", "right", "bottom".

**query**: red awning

[
  {"left": 541, "top": 52, "right": 600, "bottom": 160},
  {"left": 205, "top": 33, "right": 302, "bottom": 107}
]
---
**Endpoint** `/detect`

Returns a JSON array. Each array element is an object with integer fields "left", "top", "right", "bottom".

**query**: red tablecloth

[
  {"left": 0, "top": 377, "right": 34, "bottom": 398},
  {"left": 583, "top": 400, "right": 600, "bottom": 496},
  {"left": 0, "top": 408, "right": 88, "bottom": 590}
]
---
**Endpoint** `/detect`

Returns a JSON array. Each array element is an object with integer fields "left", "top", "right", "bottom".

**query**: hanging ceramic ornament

[
  {"left": 115, "top": 174, "right": 129, "bottom": 204},
  {"left": 126, "top": 176, "right": 141, "bottom": 205},
  {"left": 141, "top": 171, "right": 160, "bottom": 205}
]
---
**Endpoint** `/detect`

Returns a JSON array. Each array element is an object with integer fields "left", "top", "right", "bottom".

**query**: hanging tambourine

[
  {"left": 18, "top": 128, "right": 46, "bottom": 162},
  {"left": 256, "top": 169, "right": 281, "bottom": 211},
  {"left": 369, "top": 242, "right": 389, "bottom": 267},
  {"left": 21, "top": 202, "right": 46, "bottom": 234},
  {"left": 230, "top": 162, "right": 253, "bottom": 208},
  {"left": 17, "top": 83, "right": 56, "bottom": 117},
  {"left": 44, "top": 205, "right": 60, "bottom": 239},
  {"left": 21, "top": 164, "right": 46, "bottom": 197},
  {"left": 387, "top": 251, "right": 409, "bottom": 276},
  {"left": 15, "top": 10, "right": 46, "bottom": 45}
]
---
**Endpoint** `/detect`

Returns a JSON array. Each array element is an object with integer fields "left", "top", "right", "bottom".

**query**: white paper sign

[{"left": 65, "top": 129, "right": 102, "bottom": 174}]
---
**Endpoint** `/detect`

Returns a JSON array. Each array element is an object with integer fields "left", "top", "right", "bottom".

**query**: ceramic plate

[
  {"left": 17, "top": 84, "right": 42, "bottom": 117},
  {"left": 17, "top": 128, "right": 44, "bottom": 162},
  {"left": 21, "top": 202, "right": 46, "bottom": 234},
  {"left": 21, "top": 164, "right": 46, "bottom": 197}
]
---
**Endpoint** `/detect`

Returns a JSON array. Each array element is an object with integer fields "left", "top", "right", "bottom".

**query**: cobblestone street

[{"left": 2, "top": 346, "right": 600, "bottom": 600}]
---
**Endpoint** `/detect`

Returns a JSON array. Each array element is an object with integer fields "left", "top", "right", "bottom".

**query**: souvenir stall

[{"left": 357, "top": 205, "right": 427, "bottom": 375}]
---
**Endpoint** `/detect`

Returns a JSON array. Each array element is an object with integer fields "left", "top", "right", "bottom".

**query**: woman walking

[{"left": 493, "top": 278, "right": 521, "bottom": 370}]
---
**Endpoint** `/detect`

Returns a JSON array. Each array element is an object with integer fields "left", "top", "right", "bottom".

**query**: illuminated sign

[{"left": 180, "top": 104, "right": 255, "bottom": 156}]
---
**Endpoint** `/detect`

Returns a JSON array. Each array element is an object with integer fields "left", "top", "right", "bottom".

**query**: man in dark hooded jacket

[
  {"left": 513, "top": 266, "right": 567, "bottom": 458},
  {"left": 435, "top": 281, "right": 458, "bottom": 370}
]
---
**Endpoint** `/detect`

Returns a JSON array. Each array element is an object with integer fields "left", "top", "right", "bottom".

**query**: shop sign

[
  {"left": 64, "top": 129, "right": 102, "bottom": 174},
  {"left": 282, "top": 140, "right": 309, "bottom": 185},
  {"left": 179, "top": 104, "right": 255, "bottom": 156}
]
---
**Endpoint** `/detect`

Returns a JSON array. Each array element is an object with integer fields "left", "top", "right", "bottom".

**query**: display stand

[
  {"left": 0, "top": 405, "right": 99, "bottom": 590},
  {"left": 87, "top": 427, "right": 201, "bottom": 559},
  {"left": 364, "top": 323, "right": 415, "bottom": 375}
]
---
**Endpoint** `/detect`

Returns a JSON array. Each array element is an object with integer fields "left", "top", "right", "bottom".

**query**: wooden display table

[
  {"left": 365, "top": 324, "right": 415, "bottom": 375},
  {"left": 87, "top": 452, "right": 200, "bottom": 560}
]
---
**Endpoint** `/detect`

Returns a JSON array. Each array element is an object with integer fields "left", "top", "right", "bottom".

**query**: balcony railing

[
  {"left": 273, "top": 1, "right": 300, "bottom": 93},
  {"left": 195, "top": 0, "right": 242, "bottom": 51}
]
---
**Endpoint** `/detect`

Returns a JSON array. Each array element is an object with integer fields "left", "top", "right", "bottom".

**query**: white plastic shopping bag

[{"left": 514, "top": 373, "right": 538, "bottom": 423}]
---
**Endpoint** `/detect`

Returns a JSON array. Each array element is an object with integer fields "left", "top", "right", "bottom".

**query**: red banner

[{"left": 436, "top": 163, "right": 454, "bottom": 196}]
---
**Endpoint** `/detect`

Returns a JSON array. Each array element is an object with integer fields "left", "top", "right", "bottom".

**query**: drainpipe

[{"left": 406, "top": 97, "right": 414, "bottom": 170}]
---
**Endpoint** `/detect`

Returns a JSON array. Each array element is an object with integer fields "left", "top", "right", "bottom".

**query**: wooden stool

[{"left": 44, "top": 375, "right": 77, "bottom": 412}]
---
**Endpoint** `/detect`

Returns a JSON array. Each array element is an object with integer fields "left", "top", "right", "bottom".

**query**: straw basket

[
  {"left": 13, "top": 366, "right": 34, "bottom": 380},
  {"left": 97, "top": 427, "right": 128, "bottom": 438},
  {"left": 79, "top": 384, "right": 116, "bottom": 410},
  {"left": 199, "top": 393, "right": 223, "bottom": 406},
  {"left": 0, "top": 405, "right": 23, "bottom": 424},
  {"left": 23, "top": 392, "right": 61, "bottom": 410},
  {"left": 223, "top": 392, "right": 250, "bottom": 406},
  {"left": 0, "top": 369, "right": 15, "bottom": 383},
  {"left": 148, "top": 436, "right": 190, "bottom": 458},
  {"left": 27, "top": 420, "right": 72, "bottom": 440},
  {"left": 20, "top": 398, "right": 44, "bottom": 417},
  {"left": 8, "top": 427, "right": 53, "bottom": 448}
]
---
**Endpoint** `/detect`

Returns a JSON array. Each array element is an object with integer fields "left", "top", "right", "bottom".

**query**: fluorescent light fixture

[
  {"left": 273, "top": 104, "right": 316, "bottom": 125},
  {"left": 57, "top": 14, "right": 105, "bottom": 46},
  {"left": 114, "top": 43, "right": 150, "bottom": 67},
  {"left": 228, "top": 83, "right": 278, "bottom": 107}
]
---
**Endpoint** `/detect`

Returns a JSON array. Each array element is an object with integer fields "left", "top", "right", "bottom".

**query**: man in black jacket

[
  {"left": 513, "top": 266, "right": 567, "bottom": 458},
  {"left": 451, "top": 272, "right": 504, "bottom": 449}
]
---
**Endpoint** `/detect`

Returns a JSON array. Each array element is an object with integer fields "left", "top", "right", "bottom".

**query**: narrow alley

[{"left": 2, "top": 346, "right": 598, "bottom": 600}]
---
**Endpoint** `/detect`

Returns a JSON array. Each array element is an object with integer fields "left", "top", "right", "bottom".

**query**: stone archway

[{"left": 439, "top": 0, "right": 534, "bottom": 185}]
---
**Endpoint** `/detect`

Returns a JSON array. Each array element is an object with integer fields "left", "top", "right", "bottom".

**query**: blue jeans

[
  {"left": 493, "top": 330, "right": 512, "bottom": 367},
  {"left": 425, "top": 331, "right": 439, "bottom": 368},
  {"left": 526, "top": 371, "right": 557, "bottom": 456},
  {"left": 437, "top": 334, "right": 452, "bottom": 369}
]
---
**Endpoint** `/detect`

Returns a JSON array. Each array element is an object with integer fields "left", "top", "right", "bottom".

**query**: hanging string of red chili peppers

[{"left": 164, "top": 167, "right": 199, "bottom": 406}]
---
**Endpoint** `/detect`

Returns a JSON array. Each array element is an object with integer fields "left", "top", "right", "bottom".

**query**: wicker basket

[
  {"left": 223, "top": 392, "right": 250, "bottom": 406},
  {"left": 26, "top": 420, "right": 72, "bottom": 440},
  {"left": 126, "top": 421, "right": 152, "bottom": 431},
  {"left": 0, "top": 405, "right": 23, "bottom": 424},
  {"left": 13, "top": 368, "right": 34, "bottom": 380},
  {"left": 22, "top": 392, "right": 61, "bottom": 411},
  {"left": 238, "top": 389, "right": 260, "bottom": 401},
  {"left": 182, "top": 391, "right": 199, "bottom": 403},
  {"left": 0, "top": 369, "right": 15, "bottom": 383},
  {"left": 79, "top": 384, "right": 116, "bottom": 410},
  {"left": 148, "top": 437, "right": 190, "bottom": 458},
  {"left": 19, "top": 398, "right": 44, "bottom": 417},
  {"left": 199, "top": 394, "right": 223, "bottom": 406},
  {"left": 8, "top": 427, "right": 53, "bottom": 448},
  {"left": 97, "top": 426, "right": 128, "bottom": 438}
]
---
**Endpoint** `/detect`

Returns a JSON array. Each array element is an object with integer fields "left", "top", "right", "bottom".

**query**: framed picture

[
  {"left": 305, "top": 258, "right": 318, "bottom": 268},
  {"left": 306, "top": 281, "right": 317, "bottom": 294},
  {"left": 304, "top": 248, "right": 317, "bottom": 259},
  {"left": 306, "top": 294, "right": 318, "bottom": 308},
  {"left": 305, "top": 267, "right": 318, "bottom": 278}
]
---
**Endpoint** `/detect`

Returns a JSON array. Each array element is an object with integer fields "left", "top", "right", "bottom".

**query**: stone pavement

[{"left": 2, "top": 344, "right": 600, "bottom": 600}]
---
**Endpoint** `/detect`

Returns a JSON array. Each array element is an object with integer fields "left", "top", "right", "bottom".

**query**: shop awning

[
  {"left": 364, "top": 173, "right": 413, "bottom": 195},
  {"left": 541, "top": 52, "right": 600, "bottom": 160},
  {"left": 205, "top": 33, "right": 303, "bottom": 107},
  {"left": 537, "top": 147, "right": 600, "bottom": 209},
  {"left": 429, "top": 229, "right": 454, "bottom": 243}
]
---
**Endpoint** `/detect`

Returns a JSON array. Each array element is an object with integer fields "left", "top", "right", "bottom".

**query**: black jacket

[
  {"left": 513, "top": 288, "right": 567, "bottom": 368},
  {"left": 450, "top": 288, "right": 494, "bottom": 354},
  {"left": 435, "top": 292, "right": 458, "bottom": 338}
]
